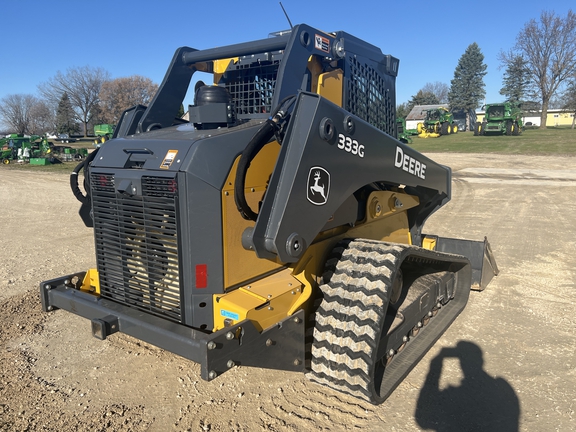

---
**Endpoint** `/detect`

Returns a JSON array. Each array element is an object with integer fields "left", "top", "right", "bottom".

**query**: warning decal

[
  {"left": 315, "top": 34, "right": 330, "bottom": 53},
  {"left": 160, "top": 150, "right": 178, "bottom": 169}
]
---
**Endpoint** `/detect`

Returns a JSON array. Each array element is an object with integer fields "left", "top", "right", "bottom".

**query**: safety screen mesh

[
  {"left": 222, "top": 61, "right": 280, "bottom": 116},
  {"left": 345, "top": 56, "right": 395, "bottom": 135}
]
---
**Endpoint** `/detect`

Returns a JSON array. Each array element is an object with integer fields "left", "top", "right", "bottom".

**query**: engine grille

[
  {"left": 91, "top": 173, "right": 182, "bottom": 322},
  {"left": 346, "top": 56, "right": 396, "bottom": 135}
]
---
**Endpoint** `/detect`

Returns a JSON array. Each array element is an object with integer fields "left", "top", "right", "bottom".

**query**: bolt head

[
  {"left": 207, "top": 341, "right": 216, "bottom": 350},
  {"left": 225, "top": 331, "right": 234, "bottom": 340},
  {"left": 208, "top": 370, "right": 217, "bottom": 380},
  {"left": 227, "top": 360, "right": 235, "bottom": 368},
  {"left": 47, "top": 306, "right": 53, "bottom": 311},
  {"left": 293, "top": 359, "right": 301, "bottom": 366}
]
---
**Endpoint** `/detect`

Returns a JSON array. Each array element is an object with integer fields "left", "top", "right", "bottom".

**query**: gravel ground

[{"left": 0, "top": 153, "right": 575, "bottom": 431}]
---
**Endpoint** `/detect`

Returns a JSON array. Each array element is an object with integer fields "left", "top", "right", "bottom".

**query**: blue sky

[{"left": 0, "top": 0, "right": 573, "bottom": 108}]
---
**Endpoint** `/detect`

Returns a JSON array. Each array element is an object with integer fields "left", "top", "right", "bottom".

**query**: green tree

[
  {"left": 408, "top": 90, "right": 439, "bottom": 110},
  {"left": 499, "top": 55, "right": 530, "bottom": 105},
  {"left": 89, "top": 103, "right": 106, "bottom": 130},
  {"left": 500, "top": 10, "right": 576, "bottom": 128},
  {"left": 448, "top": 42, "right": 487, "bottom": 126},
  {"left": 396, "top": 102, "right": 410, "bottom": 119},
  {"left": 55, "top": 92, "right": 79, "bottom": 135}
]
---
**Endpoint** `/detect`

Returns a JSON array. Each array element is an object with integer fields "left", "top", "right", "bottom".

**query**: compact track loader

[{"left": 40, "top": 24, "right": 498, "bottom": 404}]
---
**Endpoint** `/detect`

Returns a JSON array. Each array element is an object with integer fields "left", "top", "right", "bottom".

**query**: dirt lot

[{"left": 1, "top": 153, "right": 575, "bottom": 431}]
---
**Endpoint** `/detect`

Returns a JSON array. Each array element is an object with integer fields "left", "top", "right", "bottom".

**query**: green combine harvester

[
  {"left": 475, "top": 102, "right": 523, "bottom": 136},
  {"left": 94, "top": 124, "right": 116, "bottom": 147}
]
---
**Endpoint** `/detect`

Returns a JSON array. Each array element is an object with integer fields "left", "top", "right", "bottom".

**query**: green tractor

[
  {"left": 1, "top": 140, "right": 16, "bottom": 164},
  {"left": 475, "top": 103, "right": 523, "bottom": 136},
  {"left": 417, "top": 107, "right": 458, "bottom": 138}
]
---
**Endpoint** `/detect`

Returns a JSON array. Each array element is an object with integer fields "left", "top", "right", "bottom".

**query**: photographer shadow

[{"left": 415, "top": 341, "right": 520, "bottom": 432}]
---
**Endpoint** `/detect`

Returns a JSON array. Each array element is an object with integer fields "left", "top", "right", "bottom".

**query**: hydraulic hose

[
  {"left": 234, "top": 119, "right": 277, "bottom": 220},
  {"left": 234, "top": 95, "right": 296, "bottom": 221},
  {"left": 70, "top": 147, "right": 99, "bottom": 204},
  {"left": 70, "top": 160, "right": 86, "bottom": 203}
]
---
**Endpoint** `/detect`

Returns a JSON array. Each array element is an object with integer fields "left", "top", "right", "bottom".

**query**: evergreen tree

[
  {"left": 500, "top": 55, "right": 530, "bottom": 105},
  {"left": 408, "top": 90, "right": 440, "bottom": 110},
  {"left": 55, "top": 92, "right": 78, "bottom": 135},
  {"left": 396, "top": 102, "right": 410, "bottom": 119},
  {"left": 448, "top": 42, "right": 487, "bottom": 121}
]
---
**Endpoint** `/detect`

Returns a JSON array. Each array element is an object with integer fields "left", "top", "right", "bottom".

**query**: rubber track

[
  {"left": 307, "top": 238, "right": 471, "bottom": 404},
  {"left": 307, "top": 239, "right": 405, "bottom": 403}
]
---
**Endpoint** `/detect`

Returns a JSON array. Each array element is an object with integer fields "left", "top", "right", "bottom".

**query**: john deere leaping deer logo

[{"left": 307, "top": 166, "right": 330, "bottom": 205}]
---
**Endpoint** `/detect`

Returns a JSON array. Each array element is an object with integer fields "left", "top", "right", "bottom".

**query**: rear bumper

[{"left": 40, "top": 273, "right": 306, "bottom": 380}]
